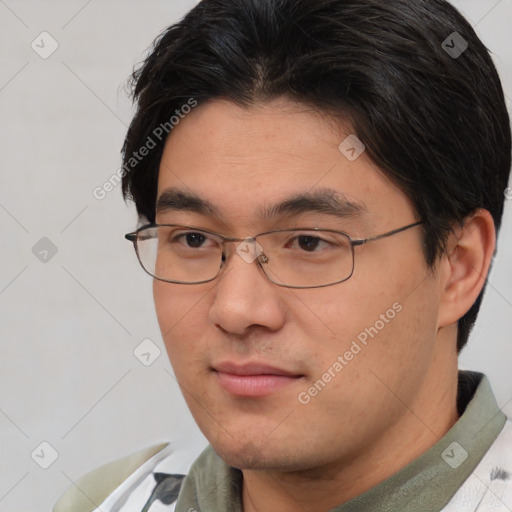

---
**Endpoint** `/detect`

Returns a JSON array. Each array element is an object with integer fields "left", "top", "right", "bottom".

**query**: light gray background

[{"left": 0, "top": 1, "right": 511, "bottom": 511}]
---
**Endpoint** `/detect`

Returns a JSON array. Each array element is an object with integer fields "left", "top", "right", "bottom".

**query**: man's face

[{"left": 154, "top": 98, "right": 444, "bottom": 471}]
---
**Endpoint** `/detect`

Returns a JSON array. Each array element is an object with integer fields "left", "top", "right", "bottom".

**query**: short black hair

[{"left": 121, "top": 0, "right": 511, "bottom": 352}]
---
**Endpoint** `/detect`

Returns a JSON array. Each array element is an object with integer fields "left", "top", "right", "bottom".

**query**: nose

[{"left": 208, "top": 246, "right": 286, "bottom": 336}]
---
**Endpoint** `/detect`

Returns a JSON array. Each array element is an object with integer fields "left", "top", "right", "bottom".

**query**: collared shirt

[{"left": 174, "top": 371, "right": 508, "bottom": 512}]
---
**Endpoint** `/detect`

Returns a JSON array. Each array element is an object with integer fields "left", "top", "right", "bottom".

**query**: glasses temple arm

[{"left": 351, "top": 220, "right": 423, "bottom": 246}]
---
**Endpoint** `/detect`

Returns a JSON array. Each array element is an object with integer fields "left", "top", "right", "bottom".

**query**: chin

[{"left": 209, "top": 436, "right": 310, "bottom": 472}]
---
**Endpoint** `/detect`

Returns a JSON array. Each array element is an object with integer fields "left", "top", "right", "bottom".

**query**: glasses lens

[
  {"left": 136, "top": 226, "right": 223, "bottom": 283},
  {"left": 257, "top": 229, "right": 353, "bottom": 287}
]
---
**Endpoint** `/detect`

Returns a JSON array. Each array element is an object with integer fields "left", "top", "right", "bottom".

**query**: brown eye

[
  {"left": 297, "top": 236, "right": 321, "bottom": 252},
  {"left": 182, "top": 232, "right": 207, "bottom": 248}
]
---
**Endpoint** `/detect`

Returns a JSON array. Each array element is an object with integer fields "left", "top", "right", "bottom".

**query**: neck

[{"left": 242, "top": 333, "right": 459, "bottom": 512}]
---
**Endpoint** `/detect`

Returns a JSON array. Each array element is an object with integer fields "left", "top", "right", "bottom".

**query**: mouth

[{"left": 212, "top": 362, "right": 304, "bottom": 397}]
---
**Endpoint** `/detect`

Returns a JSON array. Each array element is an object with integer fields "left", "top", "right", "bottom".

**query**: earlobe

[{"left": 437, "top": 209, "right": 496, "bottom": 328}]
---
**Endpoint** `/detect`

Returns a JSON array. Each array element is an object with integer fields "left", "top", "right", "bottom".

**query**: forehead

[{"left": 156, "top": 98, "right": 414, "bottom": 229}]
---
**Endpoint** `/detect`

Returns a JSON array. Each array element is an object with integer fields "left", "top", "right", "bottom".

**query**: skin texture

[{"left": 153, "top": 98, "right": 496, "bottom": 512}]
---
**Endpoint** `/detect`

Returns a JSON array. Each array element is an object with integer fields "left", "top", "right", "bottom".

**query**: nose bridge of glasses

[{"left": 221, "top": 236, "right": 268, "bottom": 266}]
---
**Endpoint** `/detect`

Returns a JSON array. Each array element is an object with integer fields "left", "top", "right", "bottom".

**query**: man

[{"left": 54, "top": 0, "right": 512, "bottom": 510}]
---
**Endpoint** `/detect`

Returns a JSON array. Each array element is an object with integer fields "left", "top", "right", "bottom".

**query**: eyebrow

[
  {"left": 156, "top": 188, "right": 218, "bottom": 217},
  {"left": 155, "top": 187, "right": 367, "bottom": 221},
  {"left": 262, "top": 188, "right": 366, "bottom": 220}
]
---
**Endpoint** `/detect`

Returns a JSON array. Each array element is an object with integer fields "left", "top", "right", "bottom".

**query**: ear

[{"left": 437, "top": 209, "right": 496, "bottom": 328}]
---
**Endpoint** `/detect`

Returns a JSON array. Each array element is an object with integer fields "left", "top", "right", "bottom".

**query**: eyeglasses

[{"left": 125, "top": 221, "right": 423, "bottom": 289}]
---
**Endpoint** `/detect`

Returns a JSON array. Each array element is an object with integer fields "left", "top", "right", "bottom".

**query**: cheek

[
  {"left": 153, "top": 281, "right": 211, "bottom": 369},
  {"left": 342, "top": 269, "right": 441, "bottom": 392},
  {"left": 153, "top": 280, "right": 180, "bottom": 338},
  {"left": 304, "top": 250, "right": 438, "bottom": 369}
]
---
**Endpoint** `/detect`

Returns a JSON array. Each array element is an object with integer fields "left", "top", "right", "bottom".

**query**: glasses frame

[{"left": 125, "top": 220, "right": 423, "bottom": 289}]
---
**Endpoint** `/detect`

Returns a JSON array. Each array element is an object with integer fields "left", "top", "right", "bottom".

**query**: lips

[
  {"left": 214, "top": 362, "right": 301, "bottom": 377},
  {"left": 213, "top": 362, "right": 303, "bottom": 397}
]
